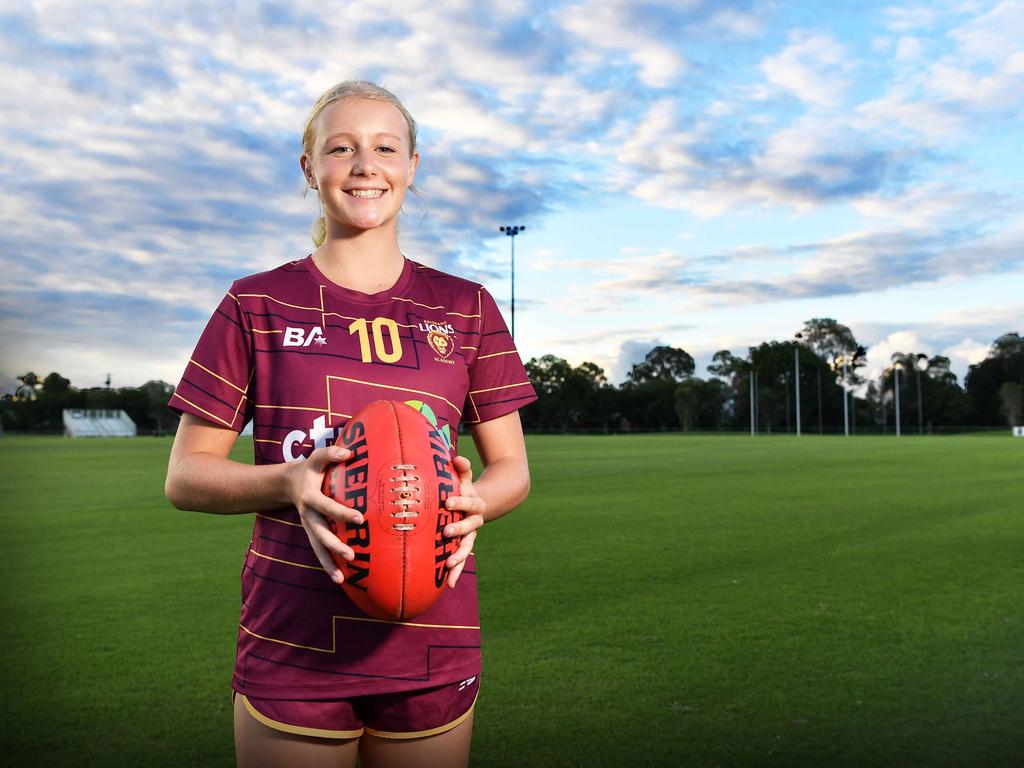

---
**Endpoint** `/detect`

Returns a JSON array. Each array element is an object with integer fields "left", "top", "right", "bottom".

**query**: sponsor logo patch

[
  {"left": 283, "top": 326, "right": 327, "bottom": 347},
  {"left": 418, "top": 320, "right": 457, "bottom": 364}
]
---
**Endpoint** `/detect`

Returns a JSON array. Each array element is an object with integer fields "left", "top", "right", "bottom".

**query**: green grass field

[{"left": 1, "top": 434, "right": 1021, "bottom": 767}]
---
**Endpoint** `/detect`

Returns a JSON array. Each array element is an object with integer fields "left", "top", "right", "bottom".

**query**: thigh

[
  {"left": 233, "top": 693, "right": 360, "bottom": 768},
  {"left": 358, "top": 709, "right": 474, "bottom": 768}
]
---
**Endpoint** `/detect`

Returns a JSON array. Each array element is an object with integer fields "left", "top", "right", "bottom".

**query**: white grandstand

[{"left": 63, "top": 409, "right": 137, "bottom": 438}]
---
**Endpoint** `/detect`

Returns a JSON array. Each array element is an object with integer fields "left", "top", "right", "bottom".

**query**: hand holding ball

[{"left": 321, "top": 400, "right": 462, "bottom": 620}]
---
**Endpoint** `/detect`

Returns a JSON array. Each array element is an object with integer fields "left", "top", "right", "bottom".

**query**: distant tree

[
  {"left": 15, "top": 372, "right": 40, "bottom": 401},
  {"left": 84, "top": 387, "right": 120, "bottom": 410},
  {"left": 523, "top": 355, "right": 572, "bottom": 430},
  {"left": 522, "top": 356, "right": 615, "bottom": 432},
  {"left": 707, "top": 350, "right": 745, "bottom": 381},
  {"left": 622, "top": 346, "right": 695, "bottom": 430},
  {"left": 965, "top": 333, "right": 1024, "bottom": 426},
  {"left": 628, "top": 346, "right": 695, "bottom": 385},
  {"left": 878, "top": 353, "right": 969, "bottom": 432},
  {"left": 42, "top": 372, "right": 71, "bottom": 396},
  {"left": 706, "top": 350, "right": 749, "bottom": 429},
  {"left": 999, "top": 382, "right": 1023, "bottom": 426},
  {"left": 674, "top": 378, "right": 704, "bottom": 432},
  {"left": 525, "top": 355, "right": 573, "bottom": 398},
  {"left": 799, "top": 318, "right": 859, "bottom": 364},
  {"left": 141, "top": 380, "right": 179, "bottom": 435},
  {"left": 796, "top": 321, "right": 868, "bottom": 431}
]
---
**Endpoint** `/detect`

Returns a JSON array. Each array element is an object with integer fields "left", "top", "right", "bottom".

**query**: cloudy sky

[{"left": 2, "top": 0, "right": 1022, "bottom": 394}]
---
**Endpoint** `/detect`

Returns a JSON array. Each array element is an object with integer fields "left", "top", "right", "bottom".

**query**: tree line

[
  {"left": 3, "top": 322, "right": 1020, "bottom": 435},
  {"left": 521, "top": 322, "right": 1023, "bottom": 434},
  {"left": 1, "top": 373, "right": 178, "bottom": 435}
]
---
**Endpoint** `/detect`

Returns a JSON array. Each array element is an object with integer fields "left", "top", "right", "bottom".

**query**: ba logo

[{"left": 283, "top": 326, "right": 327, "bottom": 347}]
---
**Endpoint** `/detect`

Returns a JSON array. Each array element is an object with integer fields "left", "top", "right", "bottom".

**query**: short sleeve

[
  {"left": 463, "top": 287, "right": 537, "bottom": 424},
  {"left": 168, "top": 285, "right": 254, "bottom": 431}
]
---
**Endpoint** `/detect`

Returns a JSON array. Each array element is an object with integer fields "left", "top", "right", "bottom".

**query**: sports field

[{"left": 1, "top": 433, "right": 1021, "bottom": 767}]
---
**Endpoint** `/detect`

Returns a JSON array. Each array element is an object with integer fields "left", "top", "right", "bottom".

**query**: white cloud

[
  {"left": 557, "top": 0, "right": 687, "bottom": 87},
  {"left": 760, "top": 32, "right": 851, "bottom": 107},
  {"left": 895, "top": 36, "right": 925, "bottom": 61},
  {"left": 951, "top": 1, "right": 1024, "bottom": 63}
]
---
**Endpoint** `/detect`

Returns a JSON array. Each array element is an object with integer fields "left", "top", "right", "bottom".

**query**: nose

[{"left": 351, "top": 146, "right": 378, "bottom": 176}]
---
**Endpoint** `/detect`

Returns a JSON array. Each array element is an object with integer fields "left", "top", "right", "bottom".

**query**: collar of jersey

[{"left": 303, "top": 254, "right": 415, "bottom": 305}]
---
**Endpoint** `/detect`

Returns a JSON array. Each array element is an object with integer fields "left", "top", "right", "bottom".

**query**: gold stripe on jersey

[
  {"left": 239, "top": 614, "right": 481, "bottom": 654},
  {"left": 445, "top": 310, "right": 480, "bottom": 318},
  {"left": 250, "top": 548, "right": 322, "bottom": 571},
  {"left": 477, "top": 350, "right": 520, "bottom": 361},
  {"left": 468, "top": 380, "right": 533, "bottom": 396},
  {"left": 326, "top": 375, "right": 463, "bottom": 418},
  {"left": 231, "top": 370, "right": 254, "bottom": 426},
  {"left": 256, "top": 513, "right": 302, "bottom": 527},
  {"left": 189, "top": 358, "right": 248, "bottom": 394},
  {"left": 251, "top": 328, "right": 283, "bottom": 334},
  {"left": 254, "top": 438, "right": 281, "bottom": 445},
  {"left": 322, "top": 311, "right": 418, "bottom": 329},
  {"left": 466, "top": 381, "right": 533, "bottom": 422},
  {"left": 389, "top": 296, "right": 445, "bottom": 311},
  {"left": 333, "top": 615, "right": 480, "bottom": 630},
  {"left": 236, "top": 293, "right": 323, "bottom": 312},
  {"left": 254, "top": 404, "right": 328, "bottom": 413},
  {"left": 171, "top": 393, "right": 236, "bottom": 429}
]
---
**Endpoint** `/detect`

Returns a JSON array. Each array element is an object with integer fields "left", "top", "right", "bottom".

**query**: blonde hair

[{"left": 302, "top": 81, "right": 418, "bottom": 247}]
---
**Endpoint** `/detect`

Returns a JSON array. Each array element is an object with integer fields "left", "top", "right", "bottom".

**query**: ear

[
  {"left": 407, "top": 150, "right": 420, "bottom": 187},
  {"left": 300, "top": 154, "right": 317, "bottom": 188}
]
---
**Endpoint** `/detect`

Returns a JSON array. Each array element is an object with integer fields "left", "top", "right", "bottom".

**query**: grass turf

[{"left": 0, "top": 433, "right": 1021, "bottom": 766}]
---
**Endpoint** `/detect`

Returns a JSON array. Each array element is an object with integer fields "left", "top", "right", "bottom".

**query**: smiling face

[{"left": 302, "top": 97, "right": 419, "bottom": 237}]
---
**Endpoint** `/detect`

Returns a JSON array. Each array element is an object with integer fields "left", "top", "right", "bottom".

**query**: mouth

[{"left": 346, "top": 189, "right": 386, "bottom": 199}]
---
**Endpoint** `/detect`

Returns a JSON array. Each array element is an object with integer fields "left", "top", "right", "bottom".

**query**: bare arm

[
  {"left": 442, "top": 410, "right": 531, "bottom": 586},
  {"left": 165, "top": 413, "right": 363, "bottom": 583}
]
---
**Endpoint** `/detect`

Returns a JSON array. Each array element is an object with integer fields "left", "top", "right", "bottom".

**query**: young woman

[{"left": 165, "top": 81, "right": 535, "bottom": 768}]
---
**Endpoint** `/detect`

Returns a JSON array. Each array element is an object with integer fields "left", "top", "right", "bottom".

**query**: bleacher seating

[{"left": 63, "top": 409, "right": 137, "bottom": 438}]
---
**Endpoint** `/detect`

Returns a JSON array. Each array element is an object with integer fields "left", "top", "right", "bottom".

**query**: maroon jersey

[{"left": 169, "top": 256, "right": 536, "bottom": 699}]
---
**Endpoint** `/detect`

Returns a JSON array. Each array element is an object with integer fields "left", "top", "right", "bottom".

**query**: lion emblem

[{"left": 427, "top": 329, "right": 454, "bottom": 359}]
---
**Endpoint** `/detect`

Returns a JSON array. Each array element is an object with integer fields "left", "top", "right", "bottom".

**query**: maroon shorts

[{"left": 237, "top": 675, "right": 479, "bottom": 740}]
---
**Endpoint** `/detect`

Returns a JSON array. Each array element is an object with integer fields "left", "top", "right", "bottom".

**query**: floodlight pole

[
  {"left": 841, "top": 358, "right": 850, "bottom": 437},
  {"left": 748, "top": 352, "right": 756, "bottom": 436},
  {"left": 499, "top": 225, "right": 525, "bottom": 340},
  {"left": 894, "top": 364, "right": 902, "bottom": 437},
  {"left": 794, "top": 334, "right": 802, "bottom": 436},
  {"left": 915, "top": 353, "right": 927, "bottom": 435}
]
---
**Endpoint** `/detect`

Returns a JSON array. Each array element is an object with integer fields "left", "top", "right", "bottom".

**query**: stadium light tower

[
  {"left": 794, "top": 332, "right": 803, "bottom": 436},
  {"left": 915, "top": 353, "right": 928, "bottom": 435},
  {"left": 749, "top": 350, "right": 757, "bottom": 436},
  {"left": 499, "top": 225, "right": 525, "bottom": 340},
  {"left": 834, "top": 354, "right": 850, "bottom": 437},
  {"left": 893, "top": 361, "right": 903, "bottom": 437}
]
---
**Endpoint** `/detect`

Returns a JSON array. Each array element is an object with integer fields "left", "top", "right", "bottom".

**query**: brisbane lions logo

[{"left": 427, "top": 328, "right": 453, "bottom": 359}]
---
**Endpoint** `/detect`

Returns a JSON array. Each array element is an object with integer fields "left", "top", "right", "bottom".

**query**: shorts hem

[
  {"left": 239, "top": 694, "right": 364, "bottom": 740},
  {"left": 363, "top": 689, "right": 479, "bottom": 740}
]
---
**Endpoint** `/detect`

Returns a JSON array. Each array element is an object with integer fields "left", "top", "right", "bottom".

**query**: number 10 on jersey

[{"left": 348, "top": 317, "right": 404, "bottom": 364}]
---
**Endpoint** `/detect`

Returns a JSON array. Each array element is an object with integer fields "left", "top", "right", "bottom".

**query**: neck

[{"left": 313, "top": 226, "right": 405, "bottom": 294}]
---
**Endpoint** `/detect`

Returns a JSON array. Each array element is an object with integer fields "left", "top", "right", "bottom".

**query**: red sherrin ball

[{"left": 321, "top": 400, "right": 462, "bottom": 621}]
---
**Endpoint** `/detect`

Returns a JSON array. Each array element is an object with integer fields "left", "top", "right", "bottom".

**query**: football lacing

[{"left": 390, "top": 463, "right": 420, "bottom": 531}]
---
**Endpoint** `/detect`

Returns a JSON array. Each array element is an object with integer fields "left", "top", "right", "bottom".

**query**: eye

[
  {"left": 328, "top": 145, "right": 353, "bottom": 154},
  {"left": 376, "top": 145, "right": 397, "bottom": 154}
]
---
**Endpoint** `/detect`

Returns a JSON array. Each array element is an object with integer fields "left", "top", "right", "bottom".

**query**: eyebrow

[{"left": 322, "top": 132, "right": 404, "bottom": 143}]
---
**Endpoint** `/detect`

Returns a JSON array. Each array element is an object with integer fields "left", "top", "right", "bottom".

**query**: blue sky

[{"left": 1, "top": 0, "right": 1022, "bottom": 393}]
